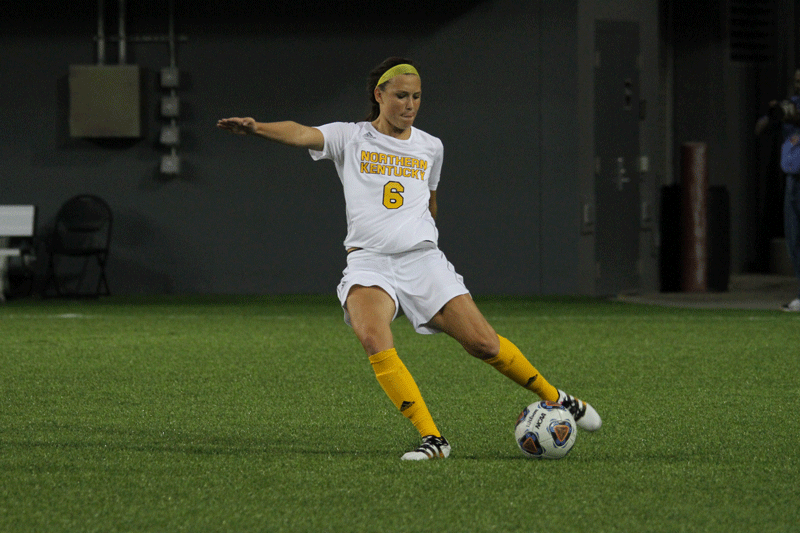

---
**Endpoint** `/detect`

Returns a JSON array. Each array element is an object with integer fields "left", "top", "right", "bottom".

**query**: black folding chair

[{"left": 44, "top": 195, "right": 112, "bottom": 297}]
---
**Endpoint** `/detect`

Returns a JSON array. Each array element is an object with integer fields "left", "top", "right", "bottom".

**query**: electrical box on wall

[
  {"left": 160, "top": 67, "right": 179, "bottom": 89},
  {"left": 69, "top": 65, "right": 142, "bottom": 138}
]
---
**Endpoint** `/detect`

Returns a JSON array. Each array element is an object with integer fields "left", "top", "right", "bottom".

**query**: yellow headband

[{"left": 376, "top": 64, "right": 420, "bottom": 88}]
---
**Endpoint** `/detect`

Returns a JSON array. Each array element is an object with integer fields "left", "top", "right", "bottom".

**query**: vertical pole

[
  {"left": 168, "top": 0, "right": 178, "bottom": 167},
  {"left": 168, "top": 0, "right": 176, "bottom": 68},
  {"left": 97, "top": 0, "right": 105, "bottom": 65},
  {"left": 118, "top": 0, "right": 126, "bottom": 64},
  {"left": 680, "top": 142, "right": 708, "bottom": 292}
]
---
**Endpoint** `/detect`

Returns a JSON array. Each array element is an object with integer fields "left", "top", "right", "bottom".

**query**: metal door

[{"left": 594, "top": 20, "right": 641, "bottom": 295}]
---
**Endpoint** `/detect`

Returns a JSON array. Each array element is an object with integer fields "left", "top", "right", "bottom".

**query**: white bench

[{"left": 0, "top": 205, "right": 36, "bottom": 300}]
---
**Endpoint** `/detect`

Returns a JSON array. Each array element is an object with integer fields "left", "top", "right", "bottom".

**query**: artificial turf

[{"left": 1, "top": 295, "right": 798, "bottom": 532}]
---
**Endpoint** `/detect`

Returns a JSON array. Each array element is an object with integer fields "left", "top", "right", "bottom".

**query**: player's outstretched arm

[{"left": 216, "top": 117, "right": 324, "bottom": 150}]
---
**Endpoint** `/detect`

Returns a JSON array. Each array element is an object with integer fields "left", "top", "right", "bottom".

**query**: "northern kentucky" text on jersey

[{"left": 360, "top": 151, "right": 427, "bottom": 181}]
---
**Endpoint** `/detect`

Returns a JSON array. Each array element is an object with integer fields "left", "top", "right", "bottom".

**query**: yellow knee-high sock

[
  {"left": 369, "top": 348, "right": 441, "bottom": 438},
  {"left": 483, "top": 335, "right": 559, "bottom": 402}
]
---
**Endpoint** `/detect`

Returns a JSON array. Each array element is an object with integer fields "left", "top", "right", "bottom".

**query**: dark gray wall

[
  {"left": 1, "top": 0, "right": 583, "bottom": 295},
  {"left": 7, "top": 0, "right": 782, "bottom": 296}
]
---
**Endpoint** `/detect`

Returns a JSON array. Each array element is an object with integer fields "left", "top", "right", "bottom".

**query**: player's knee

[
  {"left": 353, "top": 325, "right": 393, "bottom": 356},
  {"left": 464, "top": 331, "right": 500, "bottom": 359},
  {"left": 360, "top": 336, "right": 384, "bottom": 356}
]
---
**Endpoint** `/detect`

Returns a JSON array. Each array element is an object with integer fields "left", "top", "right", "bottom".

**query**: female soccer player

[{"left": 217, "top": 57, "right": 601, "bottom": 460}]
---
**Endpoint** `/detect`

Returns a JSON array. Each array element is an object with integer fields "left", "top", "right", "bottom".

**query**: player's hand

[{"left": 216, "top": 117, "right": 257, "bottom": 135}]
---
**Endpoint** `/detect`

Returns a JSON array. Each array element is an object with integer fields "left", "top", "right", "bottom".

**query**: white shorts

[{"left": 337, "top": 243, "right": 469, "bottom": 335}]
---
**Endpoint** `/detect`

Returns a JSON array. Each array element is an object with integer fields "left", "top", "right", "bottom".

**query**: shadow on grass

[
  {"left": 4, "top": 431, "right": 535, "bottom": 462},
  {"left": 0, "top": 423, "right": 400, "bottom": 459}
]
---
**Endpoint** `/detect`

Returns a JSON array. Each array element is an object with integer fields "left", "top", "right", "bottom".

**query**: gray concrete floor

[{"left": 616, "top": 274, "right": 799, "bottom": 310}]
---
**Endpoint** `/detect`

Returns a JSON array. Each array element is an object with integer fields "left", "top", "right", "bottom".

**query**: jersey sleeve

[
  {"left": 308, "top": 122, "right": 355, "bottom": 165},
  {"left": 426, "top": 138, "right": 444, "bottom": 191}
]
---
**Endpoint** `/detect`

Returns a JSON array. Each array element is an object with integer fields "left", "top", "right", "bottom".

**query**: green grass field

[{"left": 1, "top": 295, "right": 799, "bottom": 532}]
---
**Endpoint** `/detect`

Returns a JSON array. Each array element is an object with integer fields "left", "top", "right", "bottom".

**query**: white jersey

[{"left": 309, "top": 121, "right": 443, "bottom": 254}]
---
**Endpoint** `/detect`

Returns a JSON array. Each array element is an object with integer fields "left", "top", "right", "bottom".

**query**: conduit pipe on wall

[
  {"left": 168, "top": 0, "right": 176, "bottom": 68},
  {"left": 118, "top": 0, "right": 127, "bottom": 64},
  {"left": 96, "top": 0, "right": 105, "bottom": 64},
  {"left": 95, "top": 0, "right": 128, "bottom": 64}
]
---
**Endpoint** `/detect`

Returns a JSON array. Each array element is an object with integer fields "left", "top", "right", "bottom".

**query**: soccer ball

[{"left": 514, "top": 400, "right": 577, "bottom": 459}]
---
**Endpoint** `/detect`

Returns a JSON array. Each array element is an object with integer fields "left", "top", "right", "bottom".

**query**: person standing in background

[{"left": 756, "top": 68, "right": 800, "bottom": 311}]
